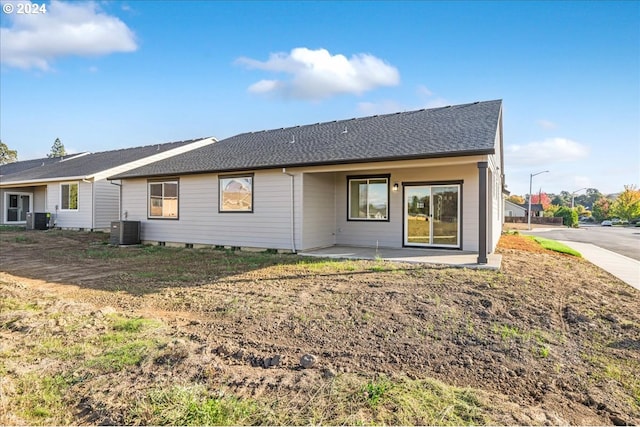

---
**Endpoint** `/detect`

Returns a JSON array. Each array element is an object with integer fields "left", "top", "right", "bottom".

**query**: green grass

[
  {"left": 12, "top": 373, "right": 75, "bottom": 425},
  {"left": 527, "top": 236, "right": 582, "bottom": 257},
  {"left": 130, "top": 385, "right": 257, "bottom": 426},
  {"left": 128, "top": 375, "right": 487, "bottom": 426}
]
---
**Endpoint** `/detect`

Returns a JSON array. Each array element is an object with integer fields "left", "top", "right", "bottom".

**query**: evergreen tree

[{"left": 47, "top": 138, "right": 67, "bottom": 158}]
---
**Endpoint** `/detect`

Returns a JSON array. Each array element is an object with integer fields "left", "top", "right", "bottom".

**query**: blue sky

[{"left": 1, "top": 0, "right": 638, "bottom": 196}]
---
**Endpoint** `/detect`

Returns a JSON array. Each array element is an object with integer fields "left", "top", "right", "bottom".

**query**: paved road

[{"left": 525, "top": 225, "right": 640, "bottom": 261}]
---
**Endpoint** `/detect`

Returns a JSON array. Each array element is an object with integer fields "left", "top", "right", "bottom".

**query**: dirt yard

[{"left": 0, "top": 229, "right": 638, "bottom": 425}]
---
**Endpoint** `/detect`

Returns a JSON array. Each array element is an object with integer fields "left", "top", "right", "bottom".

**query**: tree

[
  {"left": 0, "top": 140, "right": 18, "bottom": 165},
  {"left": 575, "top": 188, "right": 603, "bottom": 210},
  {"left": 507, "top": 195, "right": 525, "bottom": 205},
  {"left": 47, "top": 138, "right": 66, "bottom": 158},
  {"left": 529, "top": 192, "right": 552, "bottom": 210},
  {"left": 592, "top": 196, "right": 611, "bottom": 221},
  {"left": 611, "top": 185, "right": 640, "bottom": 221},
  {"left": 555, "top": 206, "right": 578, "bottom": 227}
]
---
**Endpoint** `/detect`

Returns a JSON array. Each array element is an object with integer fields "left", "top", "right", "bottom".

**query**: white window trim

[
  {"left": 59, "top": 182, "right": 79, "bottom": 211},
  {"left": 4, "top": 192, "right": 33, "bottom": 223},
  {"left": 148, "top": 180, "right": 179, "bottom": 219}
]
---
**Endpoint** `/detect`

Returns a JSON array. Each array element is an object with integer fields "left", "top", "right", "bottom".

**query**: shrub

[{"left": 554, "top": 206, "right": 578, "bottom": 227}]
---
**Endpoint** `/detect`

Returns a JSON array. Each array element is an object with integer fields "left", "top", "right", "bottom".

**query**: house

[
  {"left": 109, "top": 100, "right": 505, "bottom": 264},
  {"left": 523, "top": 203, "right": 544, "bottom": 217},
  {"left": 0, "top": 153, "right": 86, "bottom": 177},
  {"left": 505, "top": 200, "right": 526, "bottom": 217},
  {"left": 0, "top": 138, "right": 216, "bottom": 230}
]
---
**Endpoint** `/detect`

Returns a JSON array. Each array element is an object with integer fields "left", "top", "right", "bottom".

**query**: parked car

[
  {"left": 630, "top": 217, "right": 640, "bottom": 225},
  {"left": 601, "top": 220, "right": 612, "bottom": 226},
  {"left": 611, "top": 218, "right": 621, "bottom": 225}
]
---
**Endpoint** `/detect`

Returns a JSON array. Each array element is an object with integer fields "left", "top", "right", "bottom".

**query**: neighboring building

[
  {"left": 0, "top": 153, "right": 86, "bottom": 177},
  {"left": 523, "top": 203, "right": 544, "bottom": 217},
  {"left": 505, "top": 200, "right": 526, "bottom": 217},
  {"left": 110, "top": 100, "right": 505, "bottom": 264},
  {"left": 0, "top": 138, "right": 216, "bottom": 230}
]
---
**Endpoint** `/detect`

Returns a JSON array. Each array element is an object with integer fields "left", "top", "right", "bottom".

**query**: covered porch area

[{"left": 298, "top": 245, "right": 502, "bottom": 270}]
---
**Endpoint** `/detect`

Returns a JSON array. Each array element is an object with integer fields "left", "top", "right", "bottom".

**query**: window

[
  {"left": 148, "top": 180, "right": 178, "bottom": 219},
  {"left": 219, "top": 174, "right": 253, "bottom": 212},
  {"left": 60, "top": 183, "right": 78, "bottom": 210},
  {"left": 348, "top": 175, "right": 389, "bottom": 220}
]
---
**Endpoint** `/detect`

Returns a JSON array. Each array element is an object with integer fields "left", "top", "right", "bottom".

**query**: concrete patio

[{"left": 298, "top": 245, "right": 502, "bottom": 270}]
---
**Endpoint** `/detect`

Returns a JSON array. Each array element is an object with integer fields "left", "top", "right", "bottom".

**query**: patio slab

[{"left": 298, "top": 245, "right": 502, "bottom": 270}]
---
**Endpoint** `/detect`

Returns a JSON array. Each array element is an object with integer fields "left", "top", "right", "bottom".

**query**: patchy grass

[
  {"left": 1, "top": 229, "right": 639, "bottom": 426},
  {"left": 527, "top": 235, "right": 582, "bottom": 257}
]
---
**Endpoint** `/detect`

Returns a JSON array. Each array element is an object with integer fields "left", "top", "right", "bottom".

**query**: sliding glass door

[{"left": 404, "top": 184, "right": 460, "bottom": 248}]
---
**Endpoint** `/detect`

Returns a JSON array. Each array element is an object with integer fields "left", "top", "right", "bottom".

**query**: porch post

[{"left": 477, "top": 162, "right": 488, "bottom": 264}]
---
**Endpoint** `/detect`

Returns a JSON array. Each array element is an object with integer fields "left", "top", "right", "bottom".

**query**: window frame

[
  {"left": 346, "top": 174, "right": 391, "bottom": 222},
  {"left": 60, "top": 182, "right": 79, "bottom": 211},
  {"left": 218, "top": 173, "right": 254, "bottom": 213},
  {"left": 147, "top": 178, "right": 179, "bottom": 220}
]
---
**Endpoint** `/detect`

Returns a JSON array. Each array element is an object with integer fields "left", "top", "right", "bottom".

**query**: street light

[
  {"left": 528, "top": 170, "right": 549, "bottom": 230},
  {"left": 571, "top": 188, "right": 586, "bottom": 209}
]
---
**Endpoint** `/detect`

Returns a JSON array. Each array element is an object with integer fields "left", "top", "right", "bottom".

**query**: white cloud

[
  {"left": 0, "top": 0, "right": 137, "bottom": 70},
  {"left": 236, "top": 47, "right": 400, "bottom": 100},
  {"left": 416, "top": 84, "right": 432, "bottom": 97},
  {"left": 537, "top": 119, "right": 557, "bottom": 130},
  {"left": 506, "top": 137, "right": 590, "bottom": 166}
]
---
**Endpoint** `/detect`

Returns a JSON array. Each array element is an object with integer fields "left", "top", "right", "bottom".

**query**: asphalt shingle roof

[
  {"left": 110, "top": 100, "right": 502, "bottom": 180},
  {"left": 0, "top": 138, "right": 209, "bottom": 184},
  {"left": 0, "top": 153, "right": 85, "bottom": 177}
]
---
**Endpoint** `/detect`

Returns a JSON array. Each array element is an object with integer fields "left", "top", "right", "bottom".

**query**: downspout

[
  {"left": 109, "top": 180, "right": 122, "bottom": 220},
  {"left": 82, "top": 178, "right": 94, "bottom": 231},
  {"left": 282, "top": 168, "right": 296, "bottom": 253}
]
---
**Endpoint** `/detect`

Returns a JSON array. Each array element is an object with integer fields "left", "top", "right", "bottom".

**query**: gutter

[{"left": 109, "top": 180, "right": 123, "bottom": 221}]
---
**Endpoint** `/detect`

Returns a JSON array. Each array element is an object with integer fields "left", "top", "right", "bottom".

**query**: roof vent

[
  {"left": 289, "top": 135, "right": 295, "bottom": 144},
  {"left": 341, "top": 126, "right": 348, "bottom": 134}
]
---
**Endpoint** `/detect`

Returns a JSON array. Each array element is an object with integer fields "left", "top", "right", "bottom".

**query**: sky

[{"left": 0, "top": 0, "right": 638, "bottom": 196}]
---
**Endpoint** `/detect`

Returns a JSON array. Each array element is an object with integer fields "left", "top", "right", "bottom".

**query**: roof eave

[
  {"left": 109, "top": 148, "right": 495, "bottom": 180},
  {"left": 0, "top": 175, "right": 91, "bottom": 187}
]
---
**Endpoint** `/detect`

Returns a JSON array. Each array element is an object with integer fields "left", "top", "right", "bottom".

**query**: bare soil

[{"left": 1, "top": 229, "right": 639, "bottom": 425}]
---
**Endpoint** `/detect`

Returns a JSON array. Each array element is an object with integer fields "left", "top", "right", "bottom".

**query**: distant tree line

[
  {"left": 0, "top": 138, "right": 68, "bottom": 165},
  {"left": 508, "top": 186, "right": 640, "bottom": 225}
]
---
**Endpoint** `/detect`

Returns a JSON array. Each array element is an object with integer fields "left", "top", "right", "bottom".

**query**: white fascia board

[
  {"left": 93, "top": 137, "right": 217, "bottom": 182},
  {"left": 0, "top": 176, "right": 88, "bottom": 187}
]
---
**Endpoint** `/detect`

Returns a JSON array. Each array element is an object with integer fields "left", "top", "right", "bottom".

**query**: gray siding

[
  {"left": 333, "top": 164, "right": 480, "bottom": 251},
  {"left": 48, "top": 181, "right": 93, "bottom": 229},
  {"left": 301, "top": 172, "right": 336, "bottom": 250},
  {"left": 33, "top": 187, "right": 46, "bottom": 211},
  {"left": 119, "top": 158, "right": 495, "bottom": 253},
  {"left": 122, "top": 171, "right": 299, "bottom": 250},
  {"left": 94, "top": 179, "right": 120, "bottom": 230}
]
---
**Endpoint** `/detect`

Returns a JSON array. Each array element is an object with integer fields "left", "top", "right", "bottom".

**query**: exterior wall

[
  {"left": 301, "top": 172, "right": 336, "bottom": 250},
  {"left": 94, "top": 179, "right": 120, "bottom": 230},
  {"left": 332, "top": 163, "right": 480, "bottom": 251},
  {"left": 0, "top": 186, "right": 45, "bottom": 224},
  {"left": 33, "top": 186, "right": 47, "bottom": 211},
  {"left": 118, "top": 156, "right": 494, "bottom": 253},
  {"left": 504, "top": 200, "right": 526, "bottom": 217},
  {"left": 47, "top": 181, "right": 93, "bottom": 229},
  {"left": 121, "top": 170, "right": 300, "bottom": 250}
]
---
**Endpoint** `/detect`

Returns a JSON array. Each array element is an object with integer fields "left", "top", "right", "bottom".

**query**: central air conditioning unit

[
  {"left": 110, "top": 221, "right": 141, "bottom": 245},
  {"left": 26, "top": 212, "right": 51, "bottom": 230}
]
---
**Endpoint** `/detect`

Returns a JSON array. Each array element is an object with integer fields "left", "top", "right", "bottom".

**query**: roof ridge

[
  {"left": 81, "top": 136, "right": 214, "bottom": 156},
  {"left": 236, "top": 100, "right": 501, "bottom": 137}
]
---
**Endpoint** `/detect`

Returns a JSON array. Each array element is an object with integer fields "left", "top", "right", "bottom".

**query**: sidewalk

[{"left": 558, "top": 240, "right": 640, "bottom": 291}]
